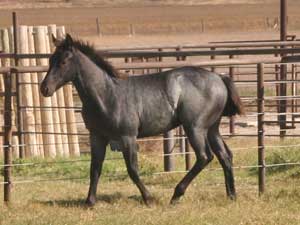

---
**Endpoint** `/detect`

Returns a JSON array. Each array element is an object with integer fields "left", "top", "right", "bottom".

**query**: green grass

[{"left": 1, "top": 137, "right": 300, "bottom": 225}]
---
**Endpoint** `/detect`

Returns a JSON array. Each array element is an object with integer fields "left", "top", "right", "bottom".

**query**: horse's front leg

[
  {"left": 86, "top": 134, "right": 108, "bottom": 206},
  {"left": 121, "top": 136, "right": 153, "bottom": 205}
]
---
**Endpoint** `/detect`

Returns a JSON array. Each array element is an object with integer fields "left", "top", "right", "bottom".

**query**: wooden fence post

[
  {"left": 56, "top": 25, "right": 65, "bottom": 40},
  {"left": 33, "top": 26, "right": 56, "bottom": 157},
  {"left": 47, "top": 24, "right": 57, "bottom": 51},
  {"left": 28, "top": 26, "right": 44, "bottom": 157},
  {"left": 18, "top": 25, "right": 38, "bottom": 157},
  {"left": 45, "top": 26, "right": 64, "bottom": 156},
  {"left": 56, "top": 26, "right": 80, "bottom": 156},
  {"left": 3, "top": 72, "right": 13, "bottom": 203},
  {"left": 48, "top": 25, "right": 70, "bottom": 157},
  {"left": 257, "top": 63, "right": 265, "bottom": 195}
]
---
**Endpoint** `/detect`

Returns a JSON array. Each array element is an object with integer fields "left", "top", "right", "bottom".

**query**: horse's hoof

[
  {"left": 228, "top": 194, "right": 237, "bottom": 201},
  {"left": 85, "top": 198, "right": 96, "bottom": 207},
  {"left": 170, "top": 196, "right": 180, "bottom": 205},
  {"left": 144, "top": 196, "right": 157, "bottom": 206}
]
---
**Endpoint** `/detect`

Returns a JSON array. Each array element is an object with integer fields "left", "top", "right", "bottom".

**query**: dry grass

[
  {"left": 1, "top": 179, "right": 300, "bottom": 225},
  {"left": 1, "top": 137, "right": 300, "bottom": 225}
]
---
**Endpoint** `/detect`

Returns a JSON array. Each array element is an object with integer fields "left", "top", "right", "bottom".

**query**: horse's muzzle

[{"left": 40, "top": 82, "right": 53, "bottom": 97}]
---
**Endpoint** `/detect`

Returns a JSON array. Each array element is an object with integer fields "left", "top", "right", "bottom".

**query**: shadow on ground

[{"left": 36, "top": 192, "right": 145, "bottom": 208}]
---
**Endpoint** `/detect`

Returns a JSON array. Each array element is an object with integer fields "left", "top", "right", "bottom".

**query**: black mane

[{"left": 59, "top": 39, "right": 119, "bottom": 78}]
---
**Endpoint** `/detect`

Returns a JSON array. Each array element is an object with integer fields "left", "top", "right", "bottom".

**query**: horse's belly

[{"left": 137, "top": 110, "right": 179, "bottom": 137}]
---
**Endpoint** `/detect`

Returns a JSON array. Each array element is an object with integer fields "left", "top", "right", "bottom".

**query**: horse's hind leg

[
  {"left": 121, "top": 136, "right": 153, "bottom": 205},
  {"left": 170, "top": 127, "right": 213, "bottom": 204},
  {"left": 208, "top": 120, "right": 236, "bottom": 200}
]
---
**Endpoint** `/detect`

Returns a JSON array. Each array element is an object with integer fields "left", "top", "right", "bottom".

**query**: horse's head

[{"left": 40, "top": 33, "right": 78, "bottom": 97}]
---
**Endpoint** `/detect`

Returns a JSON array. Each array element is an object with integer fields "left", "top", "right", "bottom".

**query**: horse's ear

[
  {"left": 65, "top": 33, "right": 73, "bottom": 46},
  {"left": 52, "top": 34, "right": 62, "bottom": 47}
]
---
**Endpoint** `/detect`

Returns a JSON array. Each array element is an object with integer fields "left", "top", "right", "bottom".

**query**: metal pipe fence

[{"left": 2, "top": 60, "right": 300, "bottom": 203}]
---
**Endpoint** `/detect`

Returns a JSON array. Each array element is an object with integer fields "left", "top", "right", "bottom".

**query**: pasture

[{"left": 1, "top": 137, "right": 300, "bottom": 225}]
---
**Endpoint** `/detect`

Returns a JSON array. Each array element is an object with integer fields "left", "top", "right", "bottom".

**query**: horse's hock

[{"left": 0, "top": 25, "right": 80, "bottom": 158}]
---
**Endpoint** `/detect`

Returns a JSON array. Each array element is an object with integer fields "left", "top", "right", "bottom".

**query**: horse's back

[{"left": 130, "top": 66, "right": 228, "bottom": 136}]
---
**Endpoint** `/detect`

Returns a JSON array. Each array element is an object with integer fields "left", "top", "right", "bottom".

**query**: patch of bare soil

[
  {"left": 0, "top": 0, "right": 280, "bottom": 9},
  {"left": 1, "top": 1, "right": 300, "bottom": 36}
]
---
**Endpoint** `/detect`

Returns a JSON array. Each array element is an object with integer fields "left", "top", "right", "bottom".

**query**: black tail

[{"left": 220, "top": 75, "right": 244, "bottom": 117}]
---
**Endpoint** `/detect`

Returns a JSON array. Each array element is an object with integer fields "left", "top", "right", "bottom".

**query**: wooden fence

[{"left": 0, "top": 24, "right": 80, "bottom": 158}]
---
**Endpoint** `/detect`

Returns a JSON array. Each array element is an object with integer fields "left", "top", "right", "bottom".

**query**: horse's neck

[{"left": 73, "top": 51, "right": 116, "bottom": 114}]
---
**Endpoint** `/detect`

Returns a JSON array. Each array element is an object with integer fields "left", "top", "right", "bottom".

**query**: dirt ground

[
  {"left": 0, "top": 1, "right": 300, "bottom": 47},
  {"left": 1, "top": 1, "right": 300, "bottom": 38}
]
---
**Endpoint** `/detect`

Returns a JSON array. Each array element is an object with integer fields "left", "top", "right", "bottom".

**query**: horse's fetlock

[
  {"left": 175, "top": 184, "right": 185, "bottom": 197},
  {"left": 207, "top": 154, "right": 214, "bottom": 163},
  {"left": 85, "top": 197, "right": 96, "bottom": 207}
]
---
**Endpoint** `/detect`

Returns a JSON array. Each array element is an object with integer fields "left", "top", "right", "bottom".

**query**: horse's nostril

[{"left": 41, "top": 83, "right": 49, "bottom": 96}]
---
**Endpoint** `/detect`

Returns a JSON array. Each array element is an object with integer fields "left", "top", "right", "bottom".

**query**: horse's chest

[{"left": 81, "top": 107, "right": 111, "bottom": 133}]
